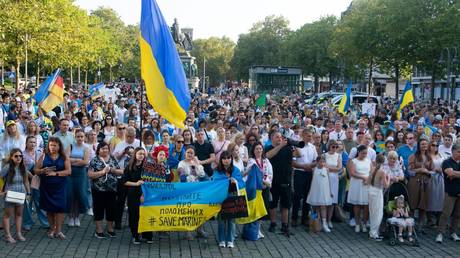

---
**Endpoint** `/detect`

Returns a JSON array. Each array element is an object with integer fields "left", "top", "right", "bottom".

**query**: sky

[{"left": 75, "top": 0, "right": 352, "bottom": 41}]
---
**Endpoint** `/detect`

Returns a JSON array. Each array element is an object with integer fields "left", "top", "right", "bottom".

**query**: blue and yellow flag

[
  {"left": 338, "top": 81, "right": 352, "bottom": 115},
  {"left": 140, "top": 0, "right": 191, "bottom": 128},
  {"left": 33, "top": 69, "right": 64, "bottom": 113},
  {"left": 236, "top": 165, "right": 267, "bottom": 224},
  {"left": 138, "top": 180, "right": 229, "bottom": 232},
  {"left": 397, "top": 81, "right": 414, "bottom": 119}
]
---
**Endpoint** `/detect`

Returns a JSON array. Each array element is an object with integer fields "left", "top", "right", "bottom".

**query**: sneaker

[
  {"left": 268, "top": 223, "right": 277, "bottom": 232},
  {"left": 87, "top": 208, "right": 94, "bottom": 216},
  {"left": 349, "top": 218, "right": 356, "bottom": 227},
  {"left": 227, "top": 242, "right": 234, "bottom": 248},
  {"left": 361, "top": 225, "right": 368, "bottom": 233},
  {"left": 322, "top": 223, "right": 331, "bottom": 233},
  {"left": 355, "top": 225, "right": 360, "bottom": 233},
  {"left": 258, "top": 230, "right": 265, "bottom": 239},
  {"left": 219, "top": 241, "right": 226, "bottom": 248},
  {"left": 74, "top": 218, "right": 80, "bottom": 227},
  {"left": 369, "top": 235, "right": 383, "bottom": 241},
  {"left": 68, "top": 218, "right": 75, "bottom": 227},
  {"left": 145, "top": 238, "right": 154, "bottom": 244},
  {"left": 107, "top": 231, "right": 116, "bottom": 238},
  {"left": 94, "top": 232, "right": 106, "bottom": 239},
  {"left": 436, "top": 233, "right": 443, "bottom": 243},
  {"left": 328, "top": 221, "right": 333, "bottom": 229},
  {"left": 451, "top": 233, "right": 460, "bottom": 242},
  {"left": 365, "top": 221, "right": 370, "bottom": 228},
  {"left": 132, "top": 237, "right": 141, "bottom": 245}
]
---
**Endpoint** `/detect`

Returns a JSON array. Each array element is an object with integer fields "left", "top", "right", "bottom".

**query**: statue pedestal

[{"left": 179, "top": 51, "right": 199, "bottom": 89}]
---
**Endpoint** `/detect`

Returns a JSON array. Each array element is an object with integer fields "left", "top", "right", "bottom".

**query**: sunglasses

[
  {"left": 222, "top": 157, "right": 232, "bottom": 160},
  {"left": 176, "top": 141, "right": 184, "bottom": 143},
  {"left": 118, "top": 127, "right": 126, "bottom": 130},
  {"left": 13, "top": 155, "right": 23, "bottom": 158},
  {"left": 431, "top": 144, "right": 439, "bottom": 147},
  {"left": 331, "top": 146, "right": 338, "bottom": 149}
]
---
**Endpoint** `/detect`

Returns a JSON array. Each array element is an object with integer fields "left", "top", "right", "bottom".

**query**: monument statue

[{"left": 171, "top": 18, "right": 193, "bottom": 52}]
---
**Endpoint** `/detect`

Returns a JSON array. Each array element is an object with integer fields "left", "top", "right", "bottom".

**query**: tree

[
  {"left": 231, "top": 15, "right": 291, "bottom": 80},
  {"left": 191, "top": 37, "right": 235, "bottom": 86},
  {"left": 285, "top": 16, "right": 339, "bottom": 92}
]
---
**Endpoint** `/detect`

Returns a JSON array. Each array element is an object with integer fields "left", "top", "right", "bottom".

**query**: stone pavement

[{"left": 0, "top": 215, "right": 459, "bottom": 258}]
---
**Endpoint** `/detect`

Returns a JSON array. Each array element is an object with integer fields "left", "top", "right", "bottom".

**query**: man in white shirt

[
  {"left": 439, "top": 134, "right": 453, "bottom": 158},
  {"left": 348, "top": 133, "right": 377, "bottom": 162},
  {"left": 329, "top": 121, "right": 346, "bottom": 141},
  {"left": 314, "top": 117, "right": 325, "bottom": 134},
  {"left": 291, "top": 129, "right": 318, "bottom": 227},
  {"left": 353, "top": 119, "right": 369, "bottom": 140},
  {"left": 113, "top": 127, "right": 145, "bottom": 168}
]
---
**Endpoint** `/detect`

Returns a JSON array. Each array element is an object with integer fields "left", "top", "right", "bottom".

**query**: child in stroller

[{"left": 387, "top": 195, "right": 415, "bottom": 244}]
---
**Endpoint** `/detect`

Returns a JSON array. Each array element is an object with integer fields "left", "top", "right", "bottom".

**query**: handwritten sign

[{"left": 220, "top": 195, "right": 249, "bottom": 219}]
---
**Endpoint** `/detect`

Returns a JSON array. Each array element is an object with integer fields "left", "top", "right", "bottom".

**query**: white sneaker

[
  {"left": 361, "top": 225, "right": 368, "bottom": 233},
  {"left": 68, "top": 218, "right": 75, "bottom": 227},
  {"left": 227, "top": 242, "right": 234, "bottom": 248},
  {"left": 87, "top": 208, "right": 94, "bottom": 216},
  {"left": 258, "top": 230, "right": 265, "bottom": 239},
  {"left": 322, "top": 223, "right": 331, "bottom": 233},
  {"left": 219, "top": 241, "right": 226, "bottom": 248},
  {"left": 349, "top": 218, "right": 356, "bottom": 227},
  {"left": 365, "top": 221, "right": 370, "bottom": 228},
  {"left": 451, "top": 233, "right": 460, "bottom": 242},
  {"left": 74, "top": 218, "right": 80, "bottom": 227},
  {"left": 328, "top": 221, "right": 333, "bottom": 229},
  {"left": 355, "top": 225, "right": 360, "bottom": 233},
  {"left": 436, "top": 233, "right": 443, "bottom": 243}
]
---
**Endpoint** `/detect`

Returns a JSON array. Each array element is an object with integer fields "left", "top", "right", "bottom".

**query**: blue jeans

[
  {"left": 217, "top": 218, "right": 235, "bottom": 243},
  {"left": 22, "top": 189, "right": 49, "bottom": 229}
]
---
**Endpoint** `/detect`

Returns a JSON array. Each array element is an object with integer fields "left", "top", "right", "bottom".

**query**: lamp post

[{"left": 438, "top": 47, "right": 458, "bottom": 103}]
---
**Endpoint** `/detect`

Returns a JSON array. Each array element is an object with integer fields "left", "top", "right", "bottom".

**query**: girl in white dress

[
  {"left": 325, "top": 140, "right": 342, "bottom": 229},
  {"left": 348, "top": 145, "right": 372, "bottom": 233},
  {"left": 307, "top": 155, "right": 333, "bottom": 232}
]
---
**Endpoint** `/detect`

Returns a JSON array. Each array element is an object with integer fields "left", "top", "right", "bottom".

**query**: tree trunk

[
  {"left": 394, "top": 63, "right": 400, "bottom": 99},
  {"left": 368, "top": 59, "right": 373, "bottom": 95},
  {"left": 85, "top": 70, "right": 88, "bottom": 88},
  {"left": 70, "top": 67, "right": 73, "bottom": 89},
  {"left": 431, "top": 65, "right": 436, "bottom": 105},
  {"left": 1, "top": 61, "right": 4, "bottom": 86},
  {"left": 36, "top": 61, "right": 40, "bottom": 87},
  {"left": 15, "top": 58, "right": 20, "bottom": 93},
  {"left": 109, "top": 65, "right": 113, "bottom": 82},
  {"left": 78, "top": 66, "right": 81, "bottom": 85},
  {"left": 314, "top": 75, "right": 319, "bottom": 93}
]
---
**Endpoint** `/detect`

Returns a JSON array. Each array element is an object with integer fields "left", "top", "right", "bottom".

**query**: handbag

[
  {"left": 309, "top": 212, "right": 322, "bottom": 233},
  {"left": 5, "top": 190, "right": 26, "bottom": 205}
]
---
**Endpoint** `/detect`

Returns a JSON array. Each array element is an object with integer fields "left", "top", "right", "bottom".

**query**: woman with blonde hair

[
  {"left": 1, "top": 121, "right": 26, "bottom": 165},
  {"left": 26, "top": 121, "right": 44, "bottom": 152},
  {"left": 234, "top": 133, "right": 249, "bottom": 165}
]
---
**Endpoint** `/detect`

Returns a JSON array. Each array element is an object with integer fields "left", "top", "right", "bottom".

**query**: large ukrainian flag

[
  {"left": 140, "top": 0, "right": 191, "bottom": 128},
  {"left": 236, "top": 165, "right": 267, "bottom": 224},
  {"left": 397, "top": 81, "right": 414, "bottom": 119},
  {"left": 33, "top": 69, "right": 64, "bottom": 113},
  {"left": 338, "top": 81, "right": 352, "bottom": 115}
]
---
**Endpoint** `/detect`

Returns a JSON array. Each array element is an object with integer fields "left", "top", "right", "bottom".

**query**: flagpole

[{"left": 139, "top": 79, "right": 144, "bottom": 148}]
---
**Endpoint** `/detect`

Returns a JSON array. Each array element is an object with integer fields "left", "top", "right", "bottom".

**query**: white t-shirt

[
  {"left": 349, "top": 146, "right": 376, "bottom": 162},
  {"left": 294, "top": 143, "right": 318, "bottom": 170},
  {"left": 329, "top": 130, "right": 346, "bottom": 141}
]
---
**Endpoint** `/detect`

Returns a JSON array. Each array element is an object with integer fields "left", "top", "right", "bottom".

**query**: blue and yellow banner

[
  {"left": 397, "top": 81, "right": 414, "bottom": 119},
  {"left": 139, "top": 180, "right": 229, "bottom": 232},
  {"left": 140, "top": 0, "right": 191, "bottom": 128},
  {"left": 338, "top": 81, "right": 352, "bottom": 115},
  {"left": 236, "top": 165, "right": 267, "bottom": 224}
]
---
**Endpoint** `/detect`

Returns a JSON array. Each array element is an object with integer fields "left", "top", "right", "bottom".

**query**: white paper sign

[{"left": 362, "top": 103, "right": 376, "bottom": 116}]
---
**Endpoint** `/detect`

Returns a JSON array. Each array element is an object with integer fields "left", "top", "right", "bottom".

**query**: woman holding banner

[
  {"left": 121, "top": 147, "right": 153, "bottom": 245},
  {"left": 246, "top": 141, "right": 272, "bottom": 239},
  {"left": 213, "top": 150, "right": 244, "bottom": 248}
]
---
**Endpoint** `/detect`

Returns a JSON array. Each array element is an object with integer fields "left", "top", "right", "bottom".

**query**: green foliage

[{"left": 191, "top": 37, "right": 235, "bottom": 85}]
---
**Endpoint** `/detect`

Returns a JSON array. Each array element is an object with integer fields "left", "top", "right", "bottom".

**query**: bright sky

[{"left": 75, "top": 0, "right": 352, "bottom": 41}]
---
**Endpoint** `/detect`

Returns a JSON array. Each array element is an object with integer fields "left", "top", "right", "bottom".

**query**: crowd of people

[{"left": 0, "top": 83, "right": 460, "bottom": 248}]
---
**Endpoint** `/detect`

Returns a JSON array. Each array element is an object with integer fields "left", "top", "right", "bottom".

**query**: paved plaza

[{"left": 0, "top": 214, "right": 459, "bottom": 258}]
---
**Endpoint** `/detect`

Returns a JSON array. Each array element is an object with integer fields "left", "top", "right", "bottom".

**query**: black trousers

[
  {"left": 127, "top": 191, "right": 153, "bottom": 239},
  {"left": 291, "top": 170, "right": 313, "bottom": 222},
  {"left": 114, "top": 180, "right": 127, "bottom": 226}
]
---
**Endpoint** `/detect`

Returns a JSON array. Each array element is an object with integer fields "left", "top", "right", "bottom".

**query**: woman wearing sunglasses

[
  {"left": 1, "top": 148, "right": 30, "bottom": 243},
  {"left": 324, "top": 140, "right": 342, "bottom": 229}
]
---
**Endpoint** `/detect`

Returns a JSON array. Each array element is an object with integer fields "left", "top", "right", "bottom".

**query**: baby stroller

[{"left": 383, "top": 182, "right": 419, "bottom": 246}]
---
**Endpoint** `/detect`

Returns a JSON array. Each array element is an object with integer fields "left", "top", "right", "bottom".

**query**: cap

[
  {"left": 435, "top": 114, "right": 443, "bottom": 121},
  {"left": 5, "top": 120, "right": 16, "bottom": 127}
]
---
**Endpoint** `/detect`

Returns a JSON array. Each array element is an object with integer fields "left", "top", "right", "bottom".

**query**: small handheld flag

[
  {"left": 338, "top": 81, "right": 352, "bottom": 115},
  {"left": 140, "top": 0, "right": 191, "bottom": 128},
  {"left": 396, "top": 81, "right": 414, "bottom": 119}
]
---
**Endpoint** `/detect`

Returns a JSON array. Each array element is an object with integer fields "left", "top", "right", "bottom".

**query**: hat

[
  {"left": 435, "top": 114, "right": 443, "bottom": 121},
  {"left": 384, "top": 120, "right": 391, "bottom": 124},
  {"left": 5, "top": 120, "right": 16, "bottom": 127}
]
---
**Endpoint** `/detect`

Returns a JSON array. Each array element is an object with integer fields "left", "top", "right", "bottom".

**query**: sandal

[
  {"left": 5, "top": 236, "right": 16, "bottom": 244},
  {"left": 16, "top": 235, "right": 26, "bottom": 242},
  {"left": 55, "top": 232, "right": 66, "bottom": 240},
  {"left": 398, "top": 234, "right": 404, "bottom": 243},
  {"left": 47, "top": 231, "right": 55, "bottom": 239}
]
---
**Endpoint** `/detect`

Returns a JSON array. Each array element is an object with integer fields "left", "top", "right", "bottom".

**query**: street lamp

[{"left": 438, "top": 47, "right": 458, "bottom": 103}]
